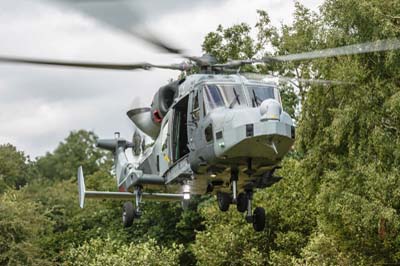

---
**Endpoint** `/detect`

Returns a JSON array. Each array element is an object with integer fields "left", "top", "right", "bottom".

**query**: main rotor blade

[
  {"left": 273, "top": 75, "right": 354, "bottom": 85},
  {"left": 53, "top": 0, "right": 185, "bottom": 55},
  {"left": 273, "top": 38, "right": 400, "bottom": 62},
  {"left": 0, "top": 56, "right": 152, "bottom": 70},
  {"left": 0, "top": 56, "right": 192, "bottom": 71},
  {"left": 242, "top": 73, "right": 353, "bottom": 85},
  {"left": 213, "top": 59, "right": 259, "bottom": 68}
]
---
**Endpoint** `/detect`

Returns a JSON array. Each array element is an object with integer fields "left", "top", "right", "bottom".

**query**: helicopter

[{"left": 1, "top": 1, "right": 399, "bottom": 232}]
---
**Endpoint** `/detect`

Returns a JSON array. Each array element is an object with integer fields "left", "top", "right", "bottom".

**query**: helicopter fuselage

[{"left": 134, "top": 74, "right": 295, "bottom": 195}]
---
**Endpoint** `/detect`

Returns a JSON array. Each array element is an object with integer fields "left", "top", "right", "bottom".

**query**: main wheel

[
  {"left": 181, "top": 199, "right": 190, "bottom": 211},
  {"left": 236, "top": 192, "right": 248, "bottom": 213},
  {"left": 252, "top": 207, "right": 266, "bottom": 232},
  {"left": 122, "top": 201, "right": 134, "bottom": 228},
  {"left": 217, "top": 192, "right": 231, "bottom": 212}
]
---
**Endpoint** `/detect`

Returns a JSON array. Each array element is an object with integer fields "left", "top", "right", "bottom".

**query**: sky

[{"left": 0, "top": 0, "right": 322, "bottom": 158}]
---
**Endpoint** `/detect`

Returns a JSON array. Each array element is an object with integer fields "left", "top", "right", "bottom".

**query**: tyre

[
  {"left": 181, "top": 199, "right": 190, "bottom": 211},
  {"left": 122, "top": 201, "right": 134, "bottom": 228},
  {"left": 217, "top": 192, "right": 231, "bottom": 212},
  {"left": 236, "top": 192, "right": 248, "bottom": 213},
  {"left": 252, "top": 207, "right": 266, "bottom": 232}
]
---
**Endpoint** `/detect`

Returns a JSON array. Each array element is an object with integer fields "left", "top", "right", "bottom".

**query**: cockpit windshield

[
  {"left": 247, "top": 85, "right": 279, "bottom": 106},
  {"left": 203, "top": 84, "right": 246, "bottom": 110}
]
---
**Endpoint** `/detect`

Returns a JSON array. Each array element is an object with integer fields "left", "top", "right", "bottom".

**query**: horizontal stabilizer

[{"left": 77, "top": 166, "right": 184, "bottom": 208}]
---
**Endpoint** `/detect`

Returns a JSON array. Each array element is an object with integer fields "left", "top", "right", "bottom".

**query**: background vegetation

[{"left": 1, "top": 0, "right": 399, "bottom": 265}]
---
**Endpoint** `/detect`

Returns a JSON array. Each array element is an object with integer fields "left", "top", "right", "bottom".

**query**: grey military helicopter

[{"left": 0, "top": 0, "right": 399, "bottom": 231}]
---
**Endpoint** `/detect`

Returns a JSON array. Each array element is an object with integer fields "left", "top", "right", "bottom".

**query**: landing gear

[
  {"left": 236, "top": 192, "right": 248, "bottom": 213},
  {"left": 121, "top": 186, "right": 143, "bottom": 228},
  {"left": 122, "top": 201, "right": 134, "bottom": 227},
  {"left": 252, "top": 207, "right": 266, "bottom": 232},
  {"left": 217, "top": 192, "right": 231, "bottom": 212},
  {"left": 216, "top": 182, "right": 266, "bottom": 231},
  {"left": 243, "top": 187, "right": 266, "bottom": 232},
  {"left": 215, "top": 165, "right": 267, "bottom": 231}
]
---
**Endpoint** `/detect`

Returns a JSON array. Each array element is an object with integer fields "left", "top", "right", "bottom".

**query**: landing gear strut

[
  {"left": 216, "top": 167, "right": 238, "bottom": 212},
  {"left": 121, "top": 186, "right": 143, "bottom": 227},
  {"left": 243, "top": 185, "right": 265, "bottom": 232},
  {"left": 215, "top": 165, "right": 266, "bottom": 231}
]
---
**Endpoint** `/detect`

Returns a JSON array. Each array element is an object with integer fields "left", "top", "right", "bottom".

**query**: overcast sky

[{"left": 0, "top": 0, "right": 322, "bottom": 158}]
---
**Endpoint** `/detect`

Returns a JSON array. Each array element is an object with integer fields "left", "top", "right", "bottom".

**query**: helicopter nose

[{"left": 259, "top": 99, "right": 282, "bottom": 121}]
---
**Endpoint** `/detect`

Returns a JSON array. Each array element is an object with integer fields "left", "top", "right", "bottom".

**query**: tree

[
  {"left": 202, "top": 23, "right": 257, "bottom": 63},
  {"left": 0, "top": 190, "right": 52, "bottom": 265},
  {"left": 197, "top": 1, "right": 400, "bottom": 265},
  {"left": 65, "top": 237, "right": 183, "bottom": 266},
  {"left": 0, "top": 144, "right": 36, "bottom": 192},
  {"left": 36, "top": 130, "right": 109, "bottom": 181}
]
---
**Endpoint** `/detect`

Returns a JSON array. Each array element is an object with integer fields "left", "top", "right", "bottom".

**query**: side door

[{"left": 187, "top": 85, "right": 215, "bottom": 173}]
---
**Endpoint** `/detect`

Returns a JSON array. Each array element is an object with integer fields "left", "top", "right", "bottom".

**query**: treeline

[
  {"left": 1, "top": 0, "right": 400, "bottom": 265},
  {"left": 0, "top": 131, "right": 203, "bottom": 265}
]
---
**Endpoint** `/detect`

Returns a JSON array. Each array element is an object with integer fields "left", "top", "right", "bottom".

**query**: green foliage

[
  {"left": 192, "top": 198, "right": 267, "bottom": 266},
  {"left": 202, "top": 23, "right": 257, "bottom": 63},
  {"left": 0, "top": 190, "right": 51, "bottom": 265},
  {"left": 198, "top": 1, "right": 400, "bottom": 265},
  {"left": 0, "top": 131, "right": 198, "bottom": 265},
  {"left": 36, "top": 130, "right": 109, "bottom": 181},
  {"left": 192, "top": 159, "right": 317, "bottom": 266},
  {"left": 65, "top": 237, "right": 183, "bottom": 266},
  {"left": 0, "top": 144, "right": 36, "bottom": 192}
]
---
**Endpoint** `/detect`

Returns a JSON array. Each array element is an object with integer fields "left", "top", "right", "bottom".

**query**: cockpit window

[
  {"left": 247, "top": 85, "right": 277, "bottom": 106},
  {"left": 204, "top": 84, "right": 246, "bottom": 111}
]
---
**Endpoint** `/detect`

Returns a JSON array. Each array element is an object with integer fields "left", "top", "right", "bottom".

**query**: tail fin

[{"left": 77, "top": 166, "right": 86, "bottom": 208}]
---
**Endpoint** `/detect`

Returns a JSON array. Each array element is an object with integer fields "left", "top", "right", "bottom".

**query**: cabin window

[
  {"left": 203, "top": 84, "right": 246, "bottom": 110},
  {"left": 204, "top": 124, "right": 213, "bottom": 143},
  {"left": 247, "top": 85, "right": 278, "bottom": 106}
]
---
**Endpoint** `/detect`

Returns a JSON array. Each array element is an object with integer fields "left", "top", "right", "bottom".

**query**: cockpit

[{"left": 202, "top": 82, "right": 281, "bottom": 113}]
